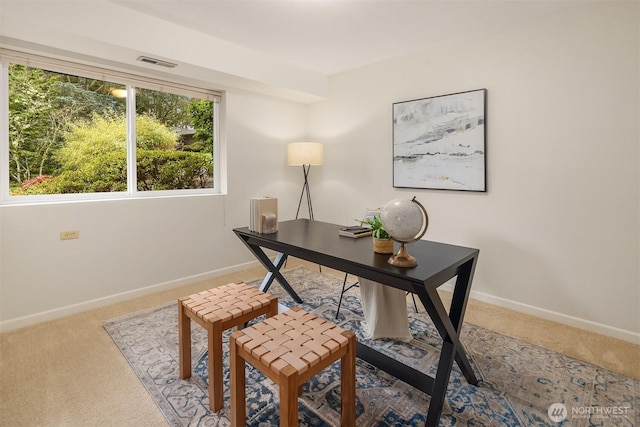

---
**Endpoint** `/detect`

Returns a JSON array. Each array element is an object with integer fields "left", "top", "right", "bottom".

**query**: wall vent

[{"left": 136, "top": 56, "right": 177, "bottom": 68}]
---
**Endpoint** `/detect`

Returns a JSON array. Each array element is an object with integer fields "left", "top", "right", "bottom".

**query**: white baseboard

[
  {"left": 0, "top": 260, "right": 262, "bottom": 333},
  {"left": 440, "top": 282, "right": 640, "bottom": 345},
  {"left": 3, "top": 263, "right": 639, "bottom": 346}
]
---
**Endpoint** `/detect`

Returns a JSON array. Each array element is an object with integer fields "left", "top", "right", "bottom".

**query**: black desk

[{"left": 234, "top": 219, "right": 479, "bottom": 426}]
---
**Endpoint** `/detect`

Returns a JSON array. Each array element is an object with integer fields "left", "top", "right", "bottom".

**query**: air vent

[{"left": 136, "top": 56, "right": 177, "bottom": 68}]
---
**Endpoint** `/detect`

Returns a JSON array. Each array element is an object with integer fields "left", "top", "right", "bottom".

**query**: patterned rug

[{"left": 104, "top": 267, "right": 638, "bottom": 426}]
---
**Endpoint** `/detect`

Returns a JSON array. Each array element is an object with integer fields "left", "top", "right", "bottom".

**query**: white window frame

[{"left": 0, "top": 49, "right": 222, "bottom": 205}]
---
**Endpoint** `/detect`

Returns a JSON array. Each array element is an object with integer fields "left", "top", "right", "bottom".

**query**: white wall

[
  {"left": 309, "top": 2, "right": 639, "bottom": 341},
  {"left": 0, "top": 90, "right": 307, "bottom": 329}
]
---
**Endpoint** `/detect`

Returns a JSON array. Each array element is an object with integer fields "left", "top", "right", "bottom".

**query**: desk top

[{"left": 234, "top": 219, "right": 479, "bottom": 292}]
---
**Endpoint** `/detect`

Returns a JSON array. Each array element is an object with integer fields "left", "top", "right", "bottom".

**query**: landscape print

[{"left": 393, "top": 89, "right": 486, "bottom": 191}]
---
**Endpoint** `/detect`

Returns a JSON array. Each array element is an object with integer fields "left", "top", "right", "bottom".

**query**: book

[
  {"left": 339, "top": 226, "right": 372, "bottom": 238},
  {"left": 250, "top": 197, "right": 278, "bottom": 234}
]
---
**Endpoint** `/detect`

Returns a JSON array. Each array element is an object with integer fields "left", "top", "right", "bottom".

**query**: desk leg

[
  {"left": 260, "top": 253, "right": 304, "bottom": 303},
  {"left": 427, "top": 339, "right": 456, "bottom": 427},
  {"left": 259, "top": 252, "right": 287, "bottom": 292},
  {"left": 412, "top": 257, "right": 480, "bottom": 426},
  {"left": 241, "top": 242, "right": 303, "bottom": 303},
  {"left": 417, "top": 285, "right": 478, "bottom": 385},
  {"left": 447, "top": 258, "right": 479, "bottom": 385}
]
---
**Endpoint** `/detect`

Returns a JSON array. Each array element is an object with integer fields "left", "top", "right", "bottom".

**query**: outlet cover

[{"left": 60, "top": 230, "right": 80, "bottom": 240}]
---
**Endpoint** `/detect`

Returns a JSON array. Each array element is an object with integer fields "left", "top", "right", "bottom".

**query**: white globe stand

[{"left": 384, "top": 197, "right": 429, "bottom": 268}]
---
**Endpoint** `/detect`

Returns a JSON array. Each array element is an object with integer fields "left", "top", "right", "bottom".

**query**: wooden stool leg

[
  {"left": 269, "top": 298, "right": 279, "bottom": 318},
  {"left": 230, "top": 334, "right": 246, "bottom": 427},
  {"left": 279, "top": 367, "right": 299, "bottom": 427},
  {"left": 341, "top": 333, "right": 356, "bottom": 427},
  {"left": 208, "top": 321, "right": 224, "bottom": 412},
  {"left": 178, "top": 302, "right": 191, "bottom": 379}
]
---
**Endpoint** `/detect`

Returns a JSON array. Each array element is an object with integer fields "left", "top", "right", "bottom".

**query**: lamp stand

[
  {"left": 295, "top": 164, "right": 315, "bottom": 220},
  {"left": 294, "top": 164, "right": 321, "bottom": 272}
]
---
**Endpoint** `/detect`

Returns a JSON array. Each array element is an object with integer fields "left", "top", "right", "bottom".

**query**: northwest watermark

[
  {"left": 548, "top": 403, "right": 567, "bottom": 422},
  {"left": 548, "top": 403, "right": 631, "bottom": 423}
]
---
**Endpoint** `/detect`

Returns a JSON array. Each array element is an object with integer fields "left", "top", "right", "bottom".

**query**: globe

[
  {"left": 380, "top": 198, "right": 428, "bottom": 242},
  {"left": 380, "top": 197, "right": 429, "bottom": 267}
]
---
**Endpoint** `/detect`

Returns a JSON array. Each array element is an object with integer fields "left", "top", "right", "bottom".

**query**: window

[
  {"left": 1, "top": 50, "right": 221, "bottom": 203},
  {"left": 135, "top": 88, "right": 215, "bottom": 191}
]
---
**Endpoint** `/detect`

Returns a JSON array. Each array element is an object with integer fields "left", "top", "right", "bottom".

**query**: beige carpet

[{"left": 1, "top": 259, "right": 638, "bottom": 426}]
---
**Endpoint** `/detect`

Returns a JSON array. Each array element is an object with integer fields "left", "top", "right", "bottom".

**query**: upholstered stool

[
  {"left": 178, "top": 282, "right": 278, "bottom": 412},
  {"left": 230, "top": 306, "right": 356, "bottom": 426}
]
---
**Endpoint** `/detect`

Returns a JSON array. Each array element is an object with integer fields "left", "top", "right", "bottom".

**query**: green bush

[
  {"left": 136, "top": 115, "right": 178, "bottom": 150},
  {"left": 18, "top": 151, "right": 127, "bottom": 194},
  {"left": 137, "top": 150, "right": 212, "bottom": 190},
  {"left": 18, "top": 114, "right": 211, "bottom": 194},
  {"left": 19, "top": 149, "right": 212, "bottom": 194}
]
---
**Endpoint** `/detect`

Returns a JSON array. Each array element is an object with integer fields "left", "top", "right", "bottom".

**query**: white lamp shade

[{"left": 287, "top": 142, "right": 323, "bottom": 166}]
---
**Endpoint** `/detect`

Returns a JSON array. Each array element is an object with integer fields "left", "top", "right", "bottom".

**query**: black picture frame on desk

[{"left": 393, "top": 89, "right": 487, "bottom": 192}]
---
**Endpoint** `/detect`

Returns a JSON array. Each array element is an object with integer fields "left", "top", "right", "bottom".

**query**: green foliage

[
  {"left": 55, "top": 79, "right": 125, "bottom": 119},
  {"left": 48, "top": 150, "right": 128, "bottom": 193},
  {"left": 8, "top": 64, "right": 62, "bottom": 183},
  {"left": 182, "top": 141, "right": 207, "bottom": 152},
  {"left": 56, "top": 113, "right": 127, "bottom": 170},
  {"left": 137, "top": 150, "right": 212, "bottom": 190},
  {"left": 57, "top": 113, "right": 178, "bottom": 169},
  {"left": 19, "top": 113, "right": 210, "bottom": 194},
  {"left": 16, "top": 150, "right": 127, "bottom": 194},
  {"left": 136, "top": 88, "right": 191, "bottom": 128},
  {"left": 8, "top": 64, "right": 215, "bottom": 195},
  {"left": 8, "top": 65, "right": 128, "bottom": 188},
  {"left": 359, "top": 215, "right": 390, "bottom": 239},
  {"left": 188, "top": 99, "right": 214, "bottom": 154},
  {"left": 136, "top": 115, "right": 179, "bottom": 150},
  {"left": 11, "top": 175, "right": 54, "bottom": 195}
]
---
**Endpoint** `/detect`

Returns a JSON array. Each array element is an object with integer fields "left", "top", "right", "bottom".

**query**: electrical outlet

[{"left": 60, "top": 230, "right": 80, "bottom": 240}]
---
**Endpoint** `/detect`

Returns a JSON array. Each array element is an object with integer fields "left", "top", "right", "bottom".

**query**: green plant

[{"left": 358, "top": 215, "right": 390, "bottom": 239}]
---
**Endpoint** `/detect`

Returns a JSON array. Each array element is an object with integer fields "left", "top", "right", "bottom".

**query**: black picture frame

[{"left": 393, "top": 89, "right": 487, "bottom": 192}]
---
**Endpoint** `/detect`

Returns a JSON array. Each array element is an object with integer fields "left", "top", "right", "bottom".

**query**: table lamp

[{"left": 288, "top": 142, "right": 323, "bottom": 220}]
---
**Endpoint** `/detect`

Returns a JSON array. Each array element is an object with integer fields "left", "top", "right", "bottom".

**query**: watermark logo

[
  {"left": 548, "top": 403, "right": 567, "bottom": 422},
  {"left": 547, "top": 403, "right": 631, "bottom": 423}
]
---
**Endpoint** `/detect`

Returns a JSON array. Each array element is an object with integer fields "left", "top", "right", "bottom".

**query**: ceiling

[
  {"left": 1, "top": 0, "right": 580, "bottom": 102},
  {"left": 112, "top": 0, "right": 575, "bottom": 75}
]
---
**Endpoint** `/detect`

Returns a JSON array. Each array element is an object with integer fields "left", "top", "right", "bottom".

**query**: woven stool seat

[
  {"left": 179, "top": 282, "right": 278, "bottom": 412},
  {"left": 230, "top": 306, "right": 356, "bottom": 426}
]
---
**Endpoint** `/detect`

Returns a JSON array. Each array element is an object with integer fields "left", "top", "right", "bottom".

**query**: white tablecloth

[{"left": 358, "top": 277, "right": 413, "bottom": 342}]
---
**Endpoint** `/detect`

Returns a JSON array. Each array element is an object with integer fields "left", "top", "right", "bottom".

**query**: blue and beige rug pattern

[{"left": 104, "top": 267, "right": 638, "bottom": 426}]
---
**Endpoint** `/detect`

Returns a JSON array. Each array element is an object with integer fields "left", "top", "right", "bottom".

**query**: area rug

[{"left": 104, "top": 267, "right": 638, "bottom": 426}]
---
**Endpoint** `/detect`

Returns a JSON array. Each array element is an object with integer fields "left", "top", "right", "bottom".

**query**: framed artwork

[{"left": 393, "top": 89, "right": 487, "bottom": 192}]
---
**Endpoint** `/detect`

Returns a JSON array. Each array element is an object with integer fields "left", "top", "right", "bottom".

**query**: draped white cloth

[{"left": 358, "top": 277, "right": 413, "bottom": 342}]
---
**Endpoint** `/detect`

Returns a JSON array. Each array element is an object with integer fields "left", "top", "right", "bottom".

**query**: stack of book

[
  {"left": 339, "top": 226, "right": 372, "bottom": 238},
  {"left": 250, "top": 196, "right": 278, "bottom": 234}
]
